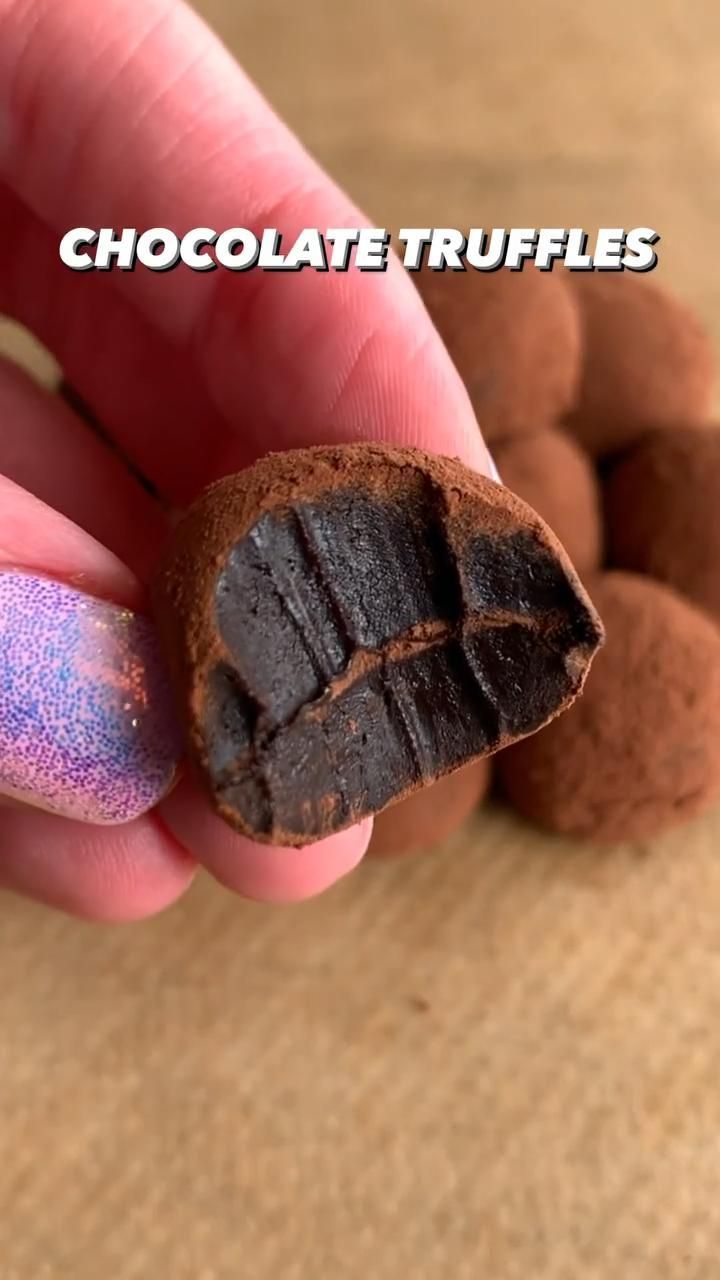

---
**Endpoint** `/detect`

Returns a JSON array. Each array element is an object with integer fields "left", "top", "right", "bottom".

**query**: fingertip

[
  {"left": 158, "top": 773, "right": 372, "bottom": 903},
  {"left": 233, "top": 820, "right": 374, "bottom": 904},
  {"left": 0, "top": 804, "right": 196, "bottom": 922}
]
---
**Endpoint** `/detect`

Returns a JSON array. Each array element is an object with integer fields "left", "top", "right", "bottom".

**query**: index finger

[{"left": 0, "top": 0, "right": 492, "bottom": 483}]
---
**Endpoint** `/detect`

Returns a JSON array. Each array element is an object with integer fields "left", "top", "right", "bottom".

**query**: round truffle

[
  {"left": 368, "top": 759, "right": 491, "bottom": 858},
  {"left": 498, "top": 572, "right": 720, "bottom": 843},
  {"left": 566, "top": 274, "right": 714, "bottom": 458},
  {"left": 152, "top": 444, "right": 603, "bottom": 846},
  {"left": 416, "top": 266, "right": 581, "bottom": 443},
  {"left": 492, "top": 428, "right": 602, "bottom": 574},
  {"left": 604, "top": 425, "right": 720, "bottom": 624}
]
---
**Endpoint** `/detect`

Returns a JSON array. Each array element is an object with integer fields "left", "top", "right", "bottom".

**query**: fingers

[
  {"left": 0, "top": 357, "right": 373, "bottom": 911},
  {"left": 0, "top": 185, "right": 230, "bottom": 505},
  {"left": 0, "top": 804, "right": 194, "bottom": 922},
  {"left": 0, "top": 0, "right": 492, "bottom": 500},
  {"left": 0, "top": 353, "right": 167, "bottom": 579},
  {"left": 0, "top": 471, "right": 139, "bottom": 606},
  {"left": 0, "top": 0, "right": 495, "bottom": 912},
  {"left": 0, "top": 0, "right": 350, "bottom": 343},
  {"left": 159, "top": 774, "right": 372, "bottom": 904},
  {"left": 0, "top": 455, "right": 192, "bottom": 916}
]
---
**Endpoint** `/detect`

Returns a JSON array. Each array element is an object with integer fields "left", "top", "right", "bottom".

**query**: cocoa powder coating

[
  {"left": 368, "top": 759, "right": 491, "bottom": 858},
  {"left": 498, "top": 572, "right": 720, "bottom": 843},
  {"left": 493, "top": 428, "right": 602, "bottom": 575},
  {"left": 416, "top": 268, "right": 582, "bottom": 443},
  {"left": 605, "top": 425, "right": 720, "bottom": 624},
  {"left": 566, "top": 275, "right": 714, "bottom": 458},
  {"left": 153, "top": 444, "right": 603, "bottom": 846}
]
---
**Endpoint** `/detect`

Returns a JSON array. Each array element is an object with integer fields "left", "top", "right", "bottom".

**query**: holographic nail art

[{"left": 0, "top": 571, "right": 182, "bottom": 824}]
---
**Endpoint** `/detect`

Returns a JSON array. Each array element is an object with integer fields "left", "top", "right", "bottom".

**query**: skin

[{"left": 0, "top": 0, "right": 493, "bottom": 921}]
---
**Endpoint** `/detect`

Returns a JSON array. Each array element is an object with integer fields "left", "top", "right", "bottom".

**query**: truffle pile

[{"left": 373, "top": 267, "right": 720, "bottom": 856}]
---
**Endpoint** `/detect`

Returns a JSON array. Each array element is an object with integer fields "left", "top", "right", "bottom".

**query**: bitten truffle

[
  {"left": 368, "top": 759, "right": 491, "bottom": 858},
  {"left": 416, "top": 267, "right": 582, "bottom": 443},
  {"left": 153, "top": 444, "right": 603, "bottom": 847},
  {"left": 605, "top": 425, "right": 720, "bottom": 624},
  {"left": 492, "top": 428, "right": 602, "bottom": 574},
  {"left": 498, "top": 572, "right": 720, "bottom": 843},
  {"left": 566, "top": 274, "right": 714, "bottom": 458}
]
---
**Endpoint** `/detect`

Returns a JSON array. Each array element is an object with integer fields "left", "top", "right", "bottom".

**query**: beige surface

[{"left": 3, "top": 2, "right": 720, "bottom": 1277}]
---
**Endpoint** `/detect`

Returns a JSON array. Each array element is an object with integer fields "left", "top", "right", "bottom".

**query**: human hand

[{"left": 0, "top": 0, "right": 494, "bottom": 920}]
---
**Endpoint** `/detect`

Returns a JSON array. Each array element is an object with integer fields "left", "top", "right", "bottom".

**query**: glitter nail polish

[{"left": 0, "top": 571, "right": 182, "bottom": 824}]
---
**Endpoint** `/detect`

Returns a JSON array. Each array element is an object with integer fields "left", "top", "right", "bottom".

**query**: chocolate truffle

[
  {"left": 498, "top": 573, "right": 720, "bottom": 843},
  {"left": 368, "top": 759, "right": 491, "bottom": 858},
  {"left": 605, "top": 425, "right": 720, "bottom": 624},
  {"left": 153, "top": 444, "right": 603, "bottom": 847},
  {"left": 492, "top": 428, "right": 602, "bottom": 574},
  {"left": 566, "top": 274, "right": 714, "bottom": 458},
  {"left": 416, "top": 267, "right": 582, "bottom": 443}
]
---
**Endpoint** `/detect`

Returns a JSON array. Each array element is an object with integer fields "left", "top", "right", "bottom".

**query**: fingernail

[
  {"left": 487, "top": 452, "right": 503, "bottom": 485},
  {"left": 0, "top": 571, "right": 182, "bottom": 824}
]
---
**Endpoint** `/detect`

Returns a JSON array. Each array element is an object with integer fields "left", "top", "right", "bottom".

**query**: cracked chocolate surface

[{"left": 152, "top": 445, "right": 604, "bottom": 845}]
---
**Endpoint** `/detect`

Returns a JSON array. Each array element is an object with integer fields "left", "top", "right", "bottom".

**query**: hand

[{"left": 0, "top": 0, "right": 493, "bottom": 920}]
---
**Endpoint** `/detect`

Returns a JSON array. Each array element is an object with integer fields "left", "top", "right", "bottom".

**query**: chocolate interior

[{"left": 202, "top": 476, "right": 598, "bottom": 839}]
